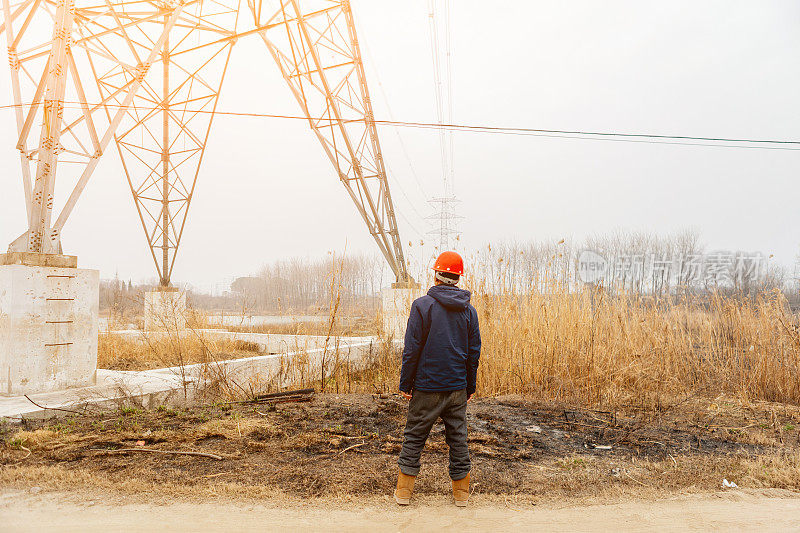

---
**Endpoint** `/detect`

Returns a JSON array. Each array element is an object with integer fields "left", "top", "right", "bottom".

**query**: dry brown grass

[
  {"left": 99, "top": 254, "right": 800, "bottom": 413},
  {"left": 468, "top": 283, "right": 800, "bottom": 409},
  {"left": 221, "top": 316, "right": 378, "bottom": 337},
  {"left": 97, "top": 331, "right": 262, "bottom": 371},
  {"left": 97, "top": 285, "right": 800, "bottom": 416},
  {"left": 280, "top": 281, "right": 800, "bottom": 414}
]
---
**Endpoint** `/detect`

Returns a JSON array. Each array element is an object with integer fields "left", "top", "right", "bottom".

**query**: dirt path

[{"left": 2, "top": 489, "right": 799, "bottom": 532}]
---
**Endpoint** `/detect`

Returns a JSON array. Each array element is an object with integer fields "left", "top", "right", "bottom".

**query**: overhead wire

[
  {"left": 360, "top": 35, "right": 429, "bottom": 200},
  {"left": 359, "top": 30, "right": 429, "bottom": 226},
  {"left": 0, "top": 102, "right": 798, "bottom": 150},
  {"left": 444, "top": 0, "right": 454, "bottom": 191},
  {"left": 427, "top": 0, "right": 461, "bottom": 250},
  {"left": 428, "top": 0, "right": 447, "bottom": 189}
]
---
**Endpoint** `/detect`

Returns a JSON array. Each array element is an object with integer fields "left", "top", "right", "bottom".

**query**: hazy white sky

[{"left": 1, "top": 0, "right": 798, "bottom": 290}]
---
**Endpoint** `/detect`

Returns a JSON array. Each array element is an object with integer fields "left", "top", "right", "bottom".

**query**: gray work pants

[{"left": 398, "top": 389, "right": 470, "bottom": 480}]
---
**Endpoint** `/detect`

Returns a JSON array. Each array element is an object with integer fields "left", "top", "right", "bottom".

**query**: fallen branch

[
  {"left": 254, "top": 388, "right": 315, "bottom": 401},
  {"left": 623, "top": 470, "right": 650, "bottom": 487},
  {"left": 257, "top": 395, "right": 313, "bottom": 405},
  {"left": 11, "top": 445, "right": 33, "bottom": 463},
  {"left": 93, "top": 448, "right": 223, "bottom": 460},
  {"left": 206, "top": 388, "right": 315, "bottom": 409},
  {"left": 339, "top": 442, "right": 366, "bottom": 454},
  {"left": 24, "top": 395, "right": 83, "bottom": 415}
]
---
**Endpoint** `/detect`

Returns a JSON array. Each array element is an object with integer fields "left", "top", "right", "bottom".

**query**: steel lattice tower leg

[
  {"left": 2, "top": 0, "right": 190, "bottom": 254},
  {"left": 161, "top": 21, "right": 170, "bottom": 286},
  {"left": 249, "top": 0, "right": 412, "bottom": 284}
]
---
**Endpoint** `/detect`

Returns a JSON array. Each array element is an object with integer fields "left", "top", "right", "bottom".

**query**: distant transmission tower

[
  {"left": 427, "top": 196, "right": 462, "bottom": 250},
  {"left": 794, "top": 246, "right": 800, "bottom": 291},
  {"left": 427, "top": 0, "right": 461, "bottom": 252}
]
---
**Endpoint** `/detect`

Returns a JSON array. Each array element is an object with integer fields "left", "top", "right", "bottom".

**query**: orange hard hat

[{"left": 432, "top": 251, "right": 464, "bottom": 276}]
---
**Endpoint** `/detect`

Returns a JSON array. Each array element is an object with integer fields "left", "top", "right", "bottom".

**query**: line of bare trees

[
  {"left": 100, "top": 231, "right": 798, "bottom": 317},
  {"left": 230, "top": 253, "right": 387, "bottom": 313},
  {"left": 466, "top": 230, "right": 790, "bottom": 299}
]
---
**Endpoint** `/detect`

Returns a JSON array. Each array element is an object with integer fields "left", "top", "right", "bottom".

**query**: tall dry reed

[{"left": 469, "top": 281, "right": 800, "bottom": 409}]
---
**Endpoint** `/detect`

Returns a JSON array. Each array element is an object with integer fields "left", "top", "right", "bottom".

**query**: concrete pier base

[
  {"left": 144, "top": 288, "right": 186, "bottom": 331},
  {"left": 380, "top": 284, "right": 424, "bottom": 340},
  {"left": 0, "top": 253, "right": 99, "bottom": 396}
]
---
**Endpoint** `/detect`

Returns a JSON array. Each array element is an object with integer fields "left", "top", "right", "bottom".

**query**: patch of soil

[{"left": 2, "top": 394, "right": 800, "bottom": 499}]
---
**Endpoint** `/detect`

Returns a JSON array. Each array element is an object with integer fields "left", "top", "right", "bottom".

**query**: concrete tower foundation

[
  {"left": 380, "top": 283, "right": 423, "bottom": 340},
  {"left": 144, "top": 288, "right": 187, "bottom": 331},
  {"left": 0, "top": 253, "right": 98, "bottom": 396}
]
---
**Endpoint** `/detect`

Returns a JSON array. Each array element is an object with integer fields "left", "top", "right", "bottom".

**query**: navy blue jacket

[{"left": 399, "top": 284, "right": 481, "bottom": 395}]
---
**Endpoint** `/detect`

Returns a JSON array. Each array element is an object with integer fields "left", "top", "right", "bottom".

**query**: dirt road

[{"left": 2, "top": 489, "right": 799, "bottom": 532}]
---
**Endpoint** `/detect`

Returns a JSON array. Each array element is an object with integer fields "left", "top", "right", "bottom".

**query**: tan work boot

[
  {"left": 452, "top": 472, "right": 470, "bottom": 507},
  {"left": 394, "top": 470, "right": 416, "bottom": 505}
]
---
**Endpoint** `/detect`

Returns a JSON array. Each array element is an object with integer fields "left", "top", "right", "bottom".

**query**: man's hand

[
  {"left": 467, "top": 394, "right": 473, "bottom": 403},
  {"left": 399, "top": 390, "right": 412, "bottom": 400}
]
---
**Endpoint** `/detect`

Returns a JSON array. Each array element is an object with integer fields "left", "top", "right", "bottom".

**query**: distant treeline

[
  {"left": 100, "top": 231, "right": 800, "bottom": 316},
  {"left": 228, "top": 253, "right": 387, "bottom": 313},
  {"left": 466, "top": 230, "right": 791, "bottom": 299}
]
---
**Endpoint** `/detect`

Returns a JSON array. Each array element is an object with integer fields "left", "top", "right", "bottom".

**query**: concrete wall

[
  {"left": 151, "top": 335, "right": 380, "bottom": 395},
  {"left": 0, "top": 263, "right": 98, "bottom": 395}
]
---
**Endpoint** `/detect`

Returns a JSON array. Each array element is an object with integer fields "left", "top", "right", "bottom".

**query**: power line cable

[
  {"left": 380, "top": 119, "right": 800, "bottom": 146},
  {"left": 428, "top": 0, "right": 448, "bottom": 191},
  {"left": 444, "top": 0, "right": 455, "bottom": 191},
  {"left": 382, "top": 122, "right": 800, "bottom": 151},
  {"left": 427, "top": 0, "right": 462, "bottom": 251},
  {"left": 1, "top": 102, "right": 798, "bottom": 149},
  {"left": 359, "top": 31, "right": 429, "bottom": 204}
]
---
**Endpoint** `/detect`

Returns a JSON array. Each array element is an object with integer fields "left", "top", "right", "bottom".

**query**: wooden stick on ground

[
  {"left": 24, "top": 395, "right": 84, "bottom": 415},
  {"left": 339, "top": 442, "right": 366, "bottom": 454},
  {"left": 93, "top": 448, "right": 224, "bottom": 460}
]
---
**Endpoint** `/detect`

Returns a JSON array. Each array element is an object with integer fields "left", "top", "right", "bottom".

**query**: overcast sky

[{"left": 1, "top": 0, "right": 798, "bottom": 291}]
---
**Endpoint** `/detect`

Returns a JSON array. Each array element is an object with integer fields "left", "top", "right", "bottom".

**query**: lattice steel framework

[
  {"left": 1, "top": 0, "right": 411, "bottom": 284},
  {"left": 2, "top": 0, "right": 190, "bottom": 254},
  {"left": 108, "top": 0, "right": 240, "bottom": 286}
]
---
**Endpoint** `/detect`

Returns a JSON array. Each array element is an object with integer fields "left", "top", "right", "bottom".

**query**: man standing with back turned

[{"left": 394, "top": 251, "right": 481, "bottom": 507}]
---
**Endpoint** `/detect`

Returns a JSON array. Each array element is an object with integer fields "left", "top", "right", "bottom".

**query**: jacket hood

[{"left": 428, "top": 284, "right": 471, "bottom": 311}]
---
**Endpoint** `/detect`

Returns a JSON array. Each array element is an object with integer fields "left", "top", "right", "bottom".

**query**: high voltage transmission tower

[
  {"left": 426, "top": 195, "right": 461, "bottom": 251},
  {"left": 426, "top": 0, "right": 460, "bottom": 251},
  {"left": 1, "top": 0, "right": 412, "bottom": 285}
]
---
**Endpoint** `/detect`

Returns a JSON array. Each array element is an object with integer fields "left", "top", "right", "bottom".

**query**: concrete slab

[
  {"left": 0, "top": 252, "right": 78, "bottom": 268},
  {"left": 0, "top": 333, "right": 383, "bottom": 421},
  {"left": 0, "top": 369, "right": 184, "bottom": 420}
]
